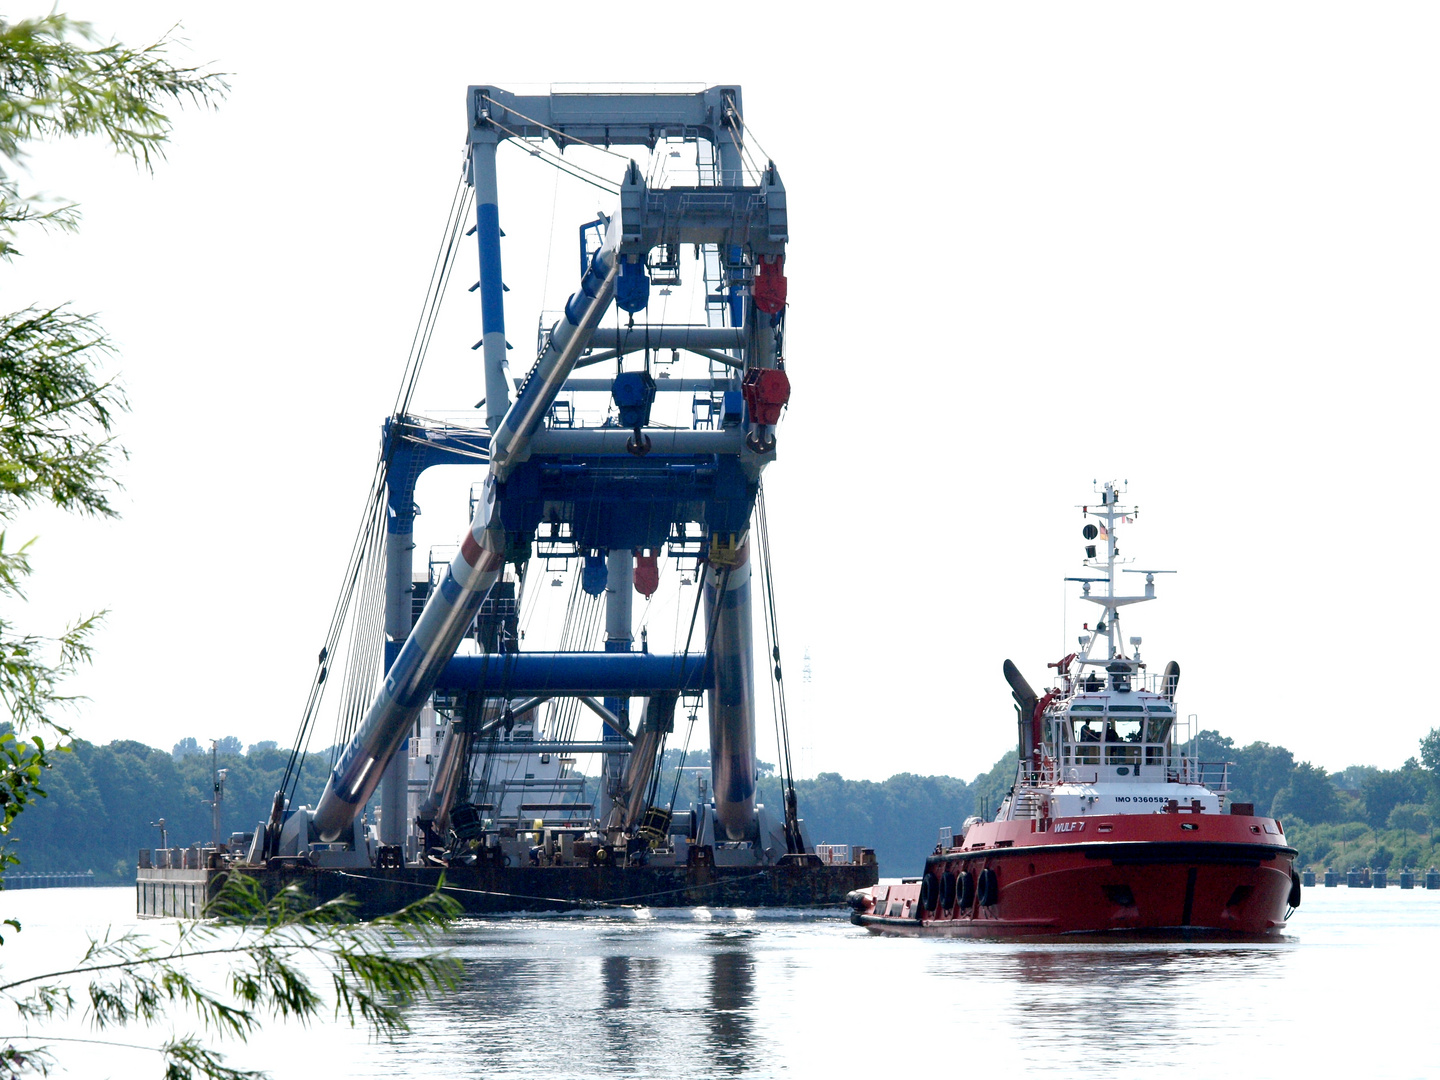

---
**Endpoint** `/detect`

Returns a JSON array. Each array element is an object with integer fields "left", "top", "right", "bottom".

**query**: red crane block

[
  {"left": 741, "top": 366, "right": 791, "bottom": 425},
  {"left": 634, "top": 549, "right": 660, "bottom": 597},
  {"left": 753, "top": 255, "right": 787, "bottom": 315}
]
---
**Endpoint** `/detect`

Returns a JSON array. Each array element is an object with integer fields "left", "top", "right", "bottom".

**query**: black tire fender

[
  {"left": 956, "top": 869, "right": 976, "bottom": 910},
  {"left": 977, "top": 867, "right": 1000, "bottom": 907},
  {"left": 919, "top": 872, "right": 940, "bottom": 913}
]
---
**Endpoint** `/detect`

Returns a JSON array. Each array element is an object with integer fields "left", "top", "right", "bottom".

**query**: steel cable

[{"left": 281, "top": 152, "right": 475, "bottom": 806}]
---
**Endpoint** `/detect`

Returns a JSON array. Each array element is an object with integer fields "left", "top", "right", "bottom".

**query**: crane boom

[{"left": 312, "top": 214, "right": 624, "bottom": 841}]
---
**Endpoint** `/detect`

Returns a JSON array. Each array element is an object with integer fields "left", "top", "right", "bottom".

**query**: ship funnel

[
  {"left": 1003, "top": 660, "right": 1039, "bottom": 775},
  {"left": 1003, "top": 659, "right": 1038, "bottom": 716},
  {"left": 1163, "top": 660, "right": 1180, "bottom": 701}
]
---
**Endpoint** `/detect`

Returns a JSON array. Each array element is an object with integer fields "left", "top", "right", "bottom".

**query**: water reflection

[
  {"left": 368, "top": 915, "right": 1316, "bottom": 1080},
  {"left": 375, "top": 917, "right": 772, "bottom": 1078},
  {"left": 602, "top": 953, "right": 632, "bottom": 1010},
  {"left": 708, "top": 948, "right": 755, "bottom": 1075},
  {"left": 922, "top": 943, "right": 1289, "bottom": 1070},
  {"left": 1003, "top": 945, "right": 1284, "bottom": 988}
]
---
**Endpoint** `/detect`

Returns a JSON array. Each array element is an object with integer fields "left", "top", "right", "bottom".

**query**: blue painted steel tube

[
  {"left": 425, "top": 651, "right": 707, "bottom": 696},
  {"left": 312, "top": 217, "right": 626, "bottom": 843},
  {"left": 488, "top": 192, "right": 632, "bottom": 482},
  {"left": 313, "top": 481, "right": 509, "bottom": 841},
  {"left": 706, "top": 542, "right": 757, "bottom": 840},
  {"left": 472, "top": 138, "right": 512, "bottom": 433},
  {"left": 379, "top": 455, "right": 416, "bottom": 847}
]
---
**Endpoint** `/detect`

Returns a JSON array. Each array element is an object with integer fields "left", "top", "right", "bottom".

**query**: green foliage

[
  {"left": 1421, "top": 728, "right": 1440, "bottom": 773},
  {"left": 1283, "top": 817, "right": 1440, "bottom": 872},
  {"left": 0, "top": 599, "right": 98, "bottom": 877},
  {"left": 0, "top": 10, "right": 226, "bottom": 886},
  {"left": 0, "top": 729, "right": 57, "bottom": 861},
  {"left": 0, "top": 13, "right": 226, "bottom": 257},
  {"left": 1361, "top": 766, "right": 1427, "bottom": 829},
  {"left": 0, "top": 307, "right": 122, "bottom": 516},
  {"left": 1, "top": 872, "right": 461, "bottom": 1079},
  {"left": 1228, "top": 741, "right": 1295, "bottom": 814},
  {"left": 1335, "top": 820, "right": 1368, "bottom": 843},
  {"left": 1271, "top": 761, "right": 1341, "bottom": 824},
  {"left": 0, "top": 17, "right": 472, "bottom": 1080},
  {"left": 758, "top": 770, "right": 974, "bottom": 876},
  {"left": 5, "top": 737, "right": 347, "bottom": 879},
  {"left": 1387, "top": 802, "right": 1429, "bottom": 834},
  {"left": 1332, "top": 764, "right": 1378, "bottom": 792},
  {"left": 1192, "top": 729, "right": 1233, "bottom": 762},
  {"left": 970, "top": 750, "right": 1019, "bottom": 820}
]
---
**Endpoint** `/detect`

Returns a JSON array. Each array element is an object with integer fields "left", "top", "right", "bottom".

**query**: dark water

[{"left": 3, "top": 886, "right": 1436, "bottom": 1078}]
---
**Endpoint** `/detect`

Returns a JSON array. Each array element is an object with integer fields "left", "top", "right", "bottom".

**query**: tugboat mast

[{"left": 1070, "top": 481, "right": 1170, "bottom": 673}]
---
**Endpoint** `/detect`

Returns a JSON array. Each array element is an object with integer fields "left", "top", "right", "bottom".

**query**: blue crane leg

[
  {"left": 706, "top": 543, "right": 757, "bottom": 841},
  {"left": 471, "top": 139, "right": 512, "bottom": 433}
]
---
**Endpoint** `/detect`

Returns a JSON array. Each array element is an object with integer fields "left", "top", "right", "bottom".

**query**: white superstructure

[{"left": 993, "top": 482, "right": 1230, "bottom": 833}]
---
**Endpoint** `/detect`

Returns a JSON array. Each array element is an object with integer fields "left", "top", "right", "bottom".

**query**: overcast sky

[{"left": 10, "top": 3, "right": 1440, "bottom": 783}]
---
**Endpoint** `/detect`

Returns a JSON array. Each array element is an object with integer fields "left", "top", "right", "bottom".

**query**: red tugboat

[{"left": 851, "top": 482, "right": 1300, "bottom": 937}]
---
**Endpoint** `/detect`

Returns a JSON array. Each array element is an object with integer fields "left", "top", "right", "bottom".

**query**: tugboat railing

[{"left": 1022, "top": 756, "right": 1231, "bottom": 792}]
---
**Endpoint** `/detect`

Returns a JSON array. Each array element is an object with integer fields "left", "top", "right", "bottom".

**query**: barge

[{"left": 140, "top": 83, "right": 876, "bottom": 917}]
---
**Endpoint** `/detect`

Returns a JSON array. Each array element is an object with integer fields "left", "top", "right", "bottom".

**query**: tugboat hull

[{"left": 851, "top": 817, "right": 1298, "bottom": 938}]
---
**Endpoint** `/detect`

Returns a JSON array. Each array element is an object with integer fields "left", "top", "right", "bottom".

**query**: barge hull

[{"left": 139, "top": 862, "right": 877, "bottom": 919}]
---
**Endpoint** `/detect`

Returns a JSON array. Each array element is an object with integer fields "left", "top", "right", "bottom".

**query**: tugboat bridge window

[{"left": 1058, "top": 706, "right": 1178, "bottom": 773}]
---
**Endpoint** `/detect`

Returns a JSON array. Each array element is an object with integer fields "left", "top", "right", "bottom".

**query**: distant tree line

[
  {"left": 768, "top": 728, "right": 1440, "bottom": 875},
  {"left": 11, "top": 726, "right": 1440, "bottom": 882},
  {"left": 4, "top": 736, "right": 346, "bottom": 881},
  {"left": 1190, "top": 728, "right": 1440, "bottom": 872}
]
